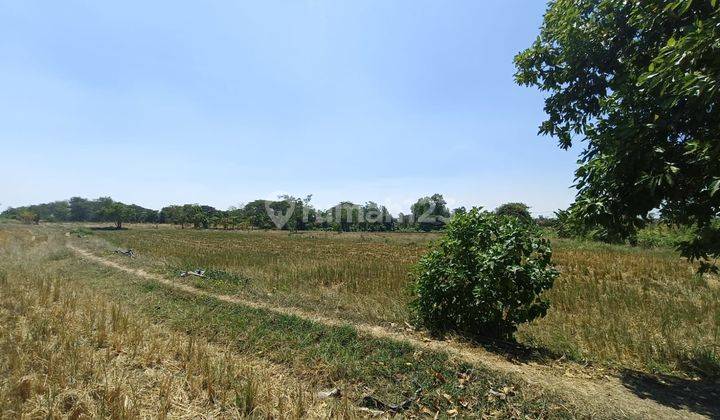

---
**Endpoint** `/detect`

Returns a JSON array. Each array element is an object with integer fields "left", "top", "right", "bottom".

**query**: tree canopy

[
  {"left": 495, "top": 202, "right": 532, "bottom": 223},
  {"left": 2, "top": 197, "right": 157, "bottom": 226},
  {"left": 411, "top": 194, "right": 451, "bottom": 231},
  {"left": 3, "top": 193, "right": 549, "bottom": 235},
  {"left": 515, "top": 0, "right": 720, "bottom": 270}
]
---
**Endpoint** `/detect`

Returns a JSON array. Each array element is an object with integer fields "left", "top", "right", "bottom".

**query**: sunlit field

[
  {"left": 0, "top": 227, "right": 323, "bottom": 418},
  {"left": 92, "top": 228, "right": 435, "bottom": 325},
  {"left": 89, "top": 225, "right": 720, "bottom": 379},
  {"left": 1, "top": 224, "right": 576, "bottom": 418}
]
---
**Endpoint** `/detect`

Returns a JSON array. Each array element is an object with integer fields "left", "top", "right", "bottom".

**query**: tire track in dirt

[{"left": 67, "top": 243, "right": 710, "bottom": 419}]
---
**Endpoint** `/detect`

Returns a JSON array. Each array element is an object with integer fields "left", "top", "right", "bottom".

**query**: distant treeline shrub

[
  {"left": 0, "top": 197, "right": 158, "bottom": 226},
  {"left": 494, "top": 202, "right": 532, "bottom": 223},
  {"left": 3, "top": 194, "right": 491, "bottom": 232},
  {"left": 635, "top": 224, "right": 697, "bottom": 249},
  {"left": 4, "top": 196, "right": 550, "bottom": 235}
]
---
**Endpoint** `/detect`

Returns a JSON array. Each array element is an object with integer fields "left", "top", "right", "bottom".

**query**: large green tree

[
  {"left": 97, "top": 199, "right": 132, "bottom": 229},
  {"left": 411, "top": 194, "right": 451, "bottom": 231},
  {"left": 516, "top": 0, "right": 720, "bottom": 270}
]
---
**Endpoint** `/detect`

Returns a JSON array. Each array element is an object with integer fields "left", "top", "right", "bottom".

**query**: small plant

[
  {"left": 70, "top": 227, "right": 93, "bottom": 237},
  {"left": 410, "top": 208, "right": 558, "bottom": 340},
  {"left": 235, "top": 378, "right": 258, "bottom": 416}
]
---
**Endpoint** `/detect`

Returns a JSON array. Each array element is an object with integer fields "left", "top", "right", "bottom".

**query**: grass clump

[{"left": 69, "top": 226, "right": 94, "bottom": 237}]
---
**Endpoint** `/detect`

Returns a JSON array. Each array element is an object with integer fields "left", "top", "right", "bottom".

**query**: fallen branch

[
  {"left": 180, "top": 269, "right": 206, "bottom": 278},
  {"left": 114, "top": 249, "right": 136, "bottom": 258},
  {"left": 359, "top": 387, "right": 420, "bottom": 414}
]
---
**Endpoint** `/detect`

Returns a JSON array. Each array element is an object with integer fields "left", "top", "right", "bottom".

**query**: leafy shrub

[
  {"left": 635, "top": 224, "right": 696, "bottom": 249},
  {"left": 410, "top": 208, "right": 558, "bottom": 340},
  {"left": 554, "top": 209, "right": 582, "bottom": 239},
  {"left": 17, "top": 210, "right": 39, "bottom": 225}
]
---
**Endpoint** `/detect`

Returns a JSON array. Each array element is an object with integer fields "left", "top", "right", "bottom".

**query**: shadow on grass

[
  {"left": 90, "top": 226, "right": 128, "bottom": 231},
  {"left": 440, "top": 330, "right": 720, "bottom": 417},
  {"left": 471, "top": 336, "right": 559, "bottom": 364},
  {"left": 620, "top": 369, "right": 720, "bottom": 418},
  {"left": 428, "top": 329, "right": 563, "bottom": 365}
]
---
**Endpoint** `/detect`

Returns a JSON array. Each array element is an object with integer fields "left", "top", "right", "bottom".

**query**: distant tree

[
  {"left": 243, "top": 200, "right": 274, "bottom": 229},
  {"left": 214, "top": 212, "right": 233, "bottom": 230},
  {"left": 396, "top": 212, "right": 412, "bottom": 230},
  {"left": 535, "top": 215, "right": 556, "bottom": 228},
  {"left": 42, "top": 201, "right": 70, "bottom": 222},
  {"left": 184, "top": 204, "right": 209, "bottom": 229},
  {"left": 301, "top": 195, "right": 317, "bottom": 230},
  {"left": 7, "top": 200, "right": 71, "bottom": 222},
  {"left": 411, "top": 194, "right": 450, "bottom": 231},
  {"left": 328, "top": 202, "right": 361, "bottom": 232},
  {"left": 18, "top": 210, "right": 38, "bottom": 225},
  {"left": 126, "top": 204, "right": 158, "bottom": 223},
  {"left": 227, "top": 205, "right": 245, "bottom": 229},
  {"left": 160, "top": 205, "right": 186, "bottom": 228},
  {"left": 5, "top": 197, "right": 155, "bottom": 225},
  {"left": 495, "top": 203, "right": 532, "bottom": 223},
  {"left": 98, "top": 200, "right": 131, "bottom": 229},
  {"left": 515, "top": 0, "right": 720, "bottom": 271},
  {"left": 452, "top": 207, "right": 467, "bottom": 217},
  {"left": 69, "top": 197, "right": 91, "bottom": 221},
  {"left": 360, "top": 201, "right": 394, "bottom": 231},
  {"left": 275, "top": 195, "right": 315, "bottom": 230}
]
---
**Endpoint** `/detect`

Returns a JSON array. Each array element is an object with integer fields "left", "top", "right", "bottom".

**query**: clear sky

[{"left": 0, "top": 1, "right": 579, "bottom": 216}]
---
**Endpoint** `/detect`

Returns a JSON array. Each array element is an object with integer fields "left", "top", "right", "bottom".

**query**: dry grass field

[
  {"left": 3, "top": 221, "right": 719, "bottom": 418},
  {"left": 1, "top": 224, "right": 581, "bottom": 418},
  {"left": 0, "top": 227, "right": 326, "bottom": 418},
  {"left": 89, "top": 226, "right": 720, "bottom": 379}
]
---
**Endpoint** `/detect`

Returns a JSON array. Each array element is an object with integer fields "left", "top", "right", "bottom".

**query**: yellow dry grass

[
  {"left": 0, "top": 227, "right": 328, "bottom": 418},
  {"left": 90, "top": 226, "right": 720, "bottom": 378}
]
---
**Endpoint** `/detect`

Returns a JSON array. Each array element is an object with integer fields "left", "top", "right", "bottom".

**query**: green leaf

[
  {"left": 679, "top": 0, "right": 694, "bottom": 14},
  {"left": 709, "top": 178, "right": 720, "bottom": 196}
]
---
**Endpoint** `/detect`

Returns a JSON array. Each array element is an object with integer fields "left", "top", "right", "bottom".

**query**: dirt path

[{"left": 68, "top": 243, "right": 715, "bottom": 419}]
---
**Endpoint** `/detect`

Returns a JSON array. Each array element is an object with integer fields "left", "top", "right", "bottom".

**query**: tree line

[
  {"left": 1, "top": 197, "right": 157, "bottom": 228},
  {"left": 1, "top": 195, "right": 534, "bottom": 232}
]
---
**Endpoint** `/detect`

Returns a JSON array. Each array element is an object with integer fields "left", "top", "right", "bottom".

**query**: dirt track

[{"left": 68, "top": 243, "right": 717, "bottom": 419}]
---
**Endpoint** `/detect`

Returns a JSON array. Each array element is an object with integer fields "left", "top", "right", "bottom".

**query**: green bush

[
  {"left": 410, "top": 208, "right": 558, "bottom": 340},
  {"left": 635, "top": 224, "right": 696, "bottom": 249},
  {"left": 70, "top": 227, "right": 94, "bottom": 236}
]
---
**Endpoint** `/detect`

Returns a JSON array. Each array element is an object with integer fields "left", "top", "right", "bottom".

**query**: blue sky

[{"left": 0, "top": 1, "right": 579, "bottom": 216}]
